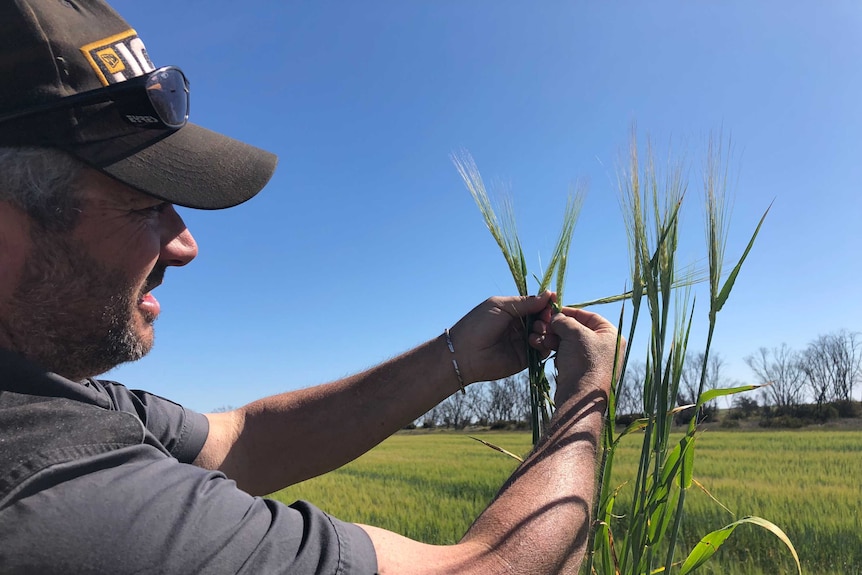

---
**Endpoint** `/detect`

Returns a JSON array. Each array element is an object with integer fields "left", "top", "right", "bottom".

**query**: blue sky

[{"left": 106, "top": 1, "right": 862, "bottom": 412}]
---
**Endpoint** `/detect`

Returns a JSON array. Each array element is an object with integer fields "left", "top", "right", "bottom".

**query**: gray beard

[{"left": 1, "top": 229, "right": 157, "bottom": 380}]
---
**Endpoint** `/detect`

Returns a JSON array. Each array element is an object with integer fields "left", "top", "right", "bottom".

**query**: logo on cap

[
  {"left": 96, "top": 49, "right": 125, "bottom": 74},
  {"left": 80, "top": 29, "right": 155, "bottom": 86}
]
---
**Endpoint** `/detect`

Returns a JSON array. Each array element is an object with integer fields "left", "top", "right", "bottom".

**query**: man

[{"left": 0, "top": 1, "right": 621, "bottom": 573}]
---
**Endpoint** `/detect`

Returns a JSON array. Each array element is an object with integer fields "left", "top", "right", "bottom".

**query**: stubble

[{"left": 3, "top": 228, "right": 160, "bottom": 380}]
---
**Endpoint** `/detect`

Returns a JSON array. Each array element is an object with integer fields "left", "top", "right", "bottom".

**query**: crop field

[{"left": 269, "top": 430, "right": 861, "bottom": 574}]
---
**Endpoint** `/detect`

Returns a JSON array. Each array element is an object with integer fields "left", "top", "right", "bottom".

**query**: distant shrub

[
  {"left": 794, "top": 404, "right": 818, "bottom": 419},
  {"left": 726, "top": 409, "right": 744, "bottom": 421},
  {"left": 832, "top": 400, "right": 861, "bottom": 418},
  {"left": 720, "top": 418, "right": 740, "bottom": 429},
  {"left": 818, "top": 405, "right": 840, "bottom": 422},
  {"left": 759, "top": 415, "right": 805, "bottom": 429},
  {"left": 615, "top": 413, "right": 642, "bottom": 427},
  {"left": 731, "top": 396, "right": 760, "bottom": 419}
]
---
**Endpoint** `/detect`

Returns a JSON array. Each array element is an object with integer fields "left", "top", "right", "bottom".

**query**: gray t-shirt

[{"left": 0, "top": 349, "right": 379, "bottom": 574}]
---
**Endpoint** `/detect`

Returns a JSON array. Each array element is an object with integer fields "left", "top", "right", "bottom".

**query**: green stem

[
  {"left": 584, "top": 303, "right": 632, "bottom": 575},
  {"left": 663, "top": 314, "right": 716, "bottom": 572}
]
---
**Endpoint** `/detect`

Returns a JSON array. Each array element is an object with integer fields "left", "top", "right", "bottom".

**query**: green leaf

[
  {"left": 714, "top": 202, "right": 771, "bottom": 314},
  {"left": 679, "top": 525, "right": 735, "bottom": 574},
  {"left": 594, "top": 520, "right": 617, "bottom": 575},
  {"left": 614, "top": 417, "right": 649, "bottom": 445},
  {"left": 698, "top": 384, "right": 762, "bottom": 407},
  {"left": 656, "top": 440, "right": 684, "bottom": 499},
  {"left": 648, "top": 488, "right": 679, "bottom": 545},
  {"left": 680, "top": 435, "right": 695, "bottom": 490},
  {"left": 531, "top": 273, "right": 542, "bottom": 288},
  {"left": 679, "top": 516, "right": 802, "bottom": 575}
]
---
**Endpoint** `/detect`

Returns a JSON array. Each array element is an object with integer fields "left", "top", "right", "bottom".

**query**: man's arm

[
  {"left": 359, "top": 306, "right": 619, "bottom": 574},
  {"left": 194, "top": 294, "right": 555, "bottom": 496}
]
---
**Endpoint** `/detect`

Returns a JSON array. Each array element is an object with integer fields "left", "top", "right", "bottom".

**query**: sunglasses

[{"left": 0, "top": 66, "right": 189, "bottom": 130}]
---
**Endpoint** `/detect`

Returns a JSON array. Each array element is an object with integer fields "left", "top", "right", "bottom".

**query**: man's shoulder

[
  {"left": 0, "top": 389, "right": 146, "bottom": 442},
  {"left": 0, "top": 391, "right": 146, "bottom": 506}
]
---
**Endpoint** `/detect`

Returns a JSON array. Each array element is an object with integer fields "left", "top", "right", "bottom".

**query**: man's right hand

[{"left": 533, "top": 306, "right": 622, "bottom": 406}]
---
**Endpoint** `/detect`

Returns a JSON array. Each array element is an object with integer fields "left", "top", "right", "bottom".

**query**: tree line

[
  {"left": 745, "top": 329, "right": 860, "bottom": 408},
  {"left": 414, "top": 329, "right": 861, "bottom": 430},
  {"left": 415, "top": 374, "right": 533, "bottom": 429}
]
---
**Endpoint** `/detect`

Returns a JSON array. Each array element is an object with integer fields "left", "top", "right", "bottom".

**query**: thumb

[
  {"left": 506, "top": 291, "right": 554, "bottom": 318},
  {"left": 549, "top": 311, "right": 588, "bottom": 340},
  {"left": 551, "top": 307, "right": 614, "bottom": 335}
]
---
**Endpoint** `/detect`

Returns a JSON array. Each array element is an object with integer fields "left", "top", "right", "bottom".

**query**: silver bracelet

[{"left": 444, "top": 328, "right": 466, "bottom": 395}]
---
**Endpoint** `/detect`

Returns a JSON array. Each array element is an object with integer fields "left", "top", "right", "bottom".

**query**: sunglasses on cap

[{"left": 0, "top": 66, "right": 189, "bottom": 130}]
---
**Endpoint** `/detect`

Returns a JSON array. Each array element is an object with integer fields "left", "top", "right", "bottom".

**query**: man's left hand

[{"left": 447, "top": 292, "right": 554, "bottom": 386}]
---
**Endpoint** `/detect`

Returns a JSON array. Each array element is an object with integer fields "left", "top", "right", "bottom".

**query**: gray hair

[{"left": 0, "top": 147, "right": 84, "bottom": 231}]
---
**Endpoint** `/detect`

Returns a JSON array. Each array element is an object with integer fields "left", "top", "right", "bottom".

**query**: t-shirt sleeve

[
  {"left": 0, "top": 445, "right": 379, "bottom": 574},
  {"left": 94, "top": 379, "right": 209, "bottom": 463}
]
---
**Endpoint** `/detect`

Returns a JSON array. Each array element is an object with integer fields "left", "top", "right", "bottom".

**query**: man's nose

[{"left": 159, "top": 205, "right": 198, "bottom": 267}]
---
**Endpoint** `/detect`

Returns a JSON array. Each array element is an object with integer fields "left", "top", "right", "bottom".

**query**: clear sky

[{"left": 105, "top": 1, "right": 862, "bottom": 412}]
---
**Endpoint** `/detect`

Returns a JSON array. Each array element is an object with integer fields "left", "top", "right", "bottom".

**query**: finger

[
  {"left": 531, "top": 319, "right": 549, "bottom": 336},
  {"left": 500, "top": 291, "right": 554, "bottom": 319},
  {"left": 549, "top": 312, "right": 589, "bottom": 340},
  {"left": 538, "top": 303, "right": 553, "bottom": 324},
  {"left": 555, "top": 306, "right": 615, "bottom": 333},
  {"left": 529, "top": 332, "right": 557, "bottom": 356}
]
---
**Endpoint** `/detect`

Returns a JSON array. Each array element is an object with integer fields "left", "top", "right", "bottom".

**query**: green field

[{"left": 270, "top": 430, "right": 862, "bottom": 574}]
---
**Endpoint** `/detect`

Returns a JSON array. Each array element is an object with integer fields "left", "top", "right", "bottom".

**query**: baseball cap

[{"left": 0, "top": 0, "right": 278, "bottom": 209}]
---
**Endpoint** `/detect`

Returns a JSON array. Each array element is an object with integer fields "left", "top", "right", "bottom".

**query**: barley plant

[
  {"left": 454, "top": 134, "right": 802, "bottom": 575},
  {"left": 452, "top": 150, "right": 584, "bottom": 445}
]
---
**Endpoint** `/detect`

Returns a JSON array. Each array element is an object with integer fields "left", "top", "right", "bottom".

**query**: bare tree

[
  {"left": 418, "top": 403, "right": 443, "bottom": 428},
  {"left": 802, "top": 335, "right": 834, "bottom": 408},
  {"left": 470, "top": 381, "right": 492, "bottom": 427},
  {"left": 438, "top": 385, "right": 477, "bottom": 429},
  {"left": 675, "top": 352, "right": 725, "bottom": 423},
  {"left": 475, "top": 377, "right": 514, "bottom": 424},
  {"left": 513, "top": 371, "right": 531, "bottom": 423},
  {"left": 492, "top": 374, "right": 532, "bottom": 424},
  {"left": 616, "top": 360, "right": 646, "bottom": 417},
  {"left": 801, "top": 330, "right": 862, "bottom": 405},
  {"left": 831, "top": 331, "right": 862, "bottom": 401},
  {"left": 417, "top": 372, "right": 531, "bottom": 429},
  {"left": 678, "top": 352, "right": 725, "bottom": 405},
  {"left": 745, "top": 344, "right": 806, "bottom": 408}
]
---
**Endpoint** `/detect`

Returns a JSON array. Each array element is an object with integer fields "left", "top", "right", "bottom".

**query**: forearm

[
  {"left": 461, "top": 386, "right": 606, "bottom": 573},
  {"left": 195, "top": 293, "right": 556, "bottom": 494},
  {"left": 201, "top": 334, "right": 463, "bottom": 495},
  {"left": 361, "top": 378, "right": 608, "bottom": 575}
]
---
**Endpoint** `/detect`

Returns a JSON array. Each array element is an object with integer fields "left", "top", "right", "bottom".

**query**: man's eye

[{"left": 137, "top": 202, "right": 170, "bottom": 215}]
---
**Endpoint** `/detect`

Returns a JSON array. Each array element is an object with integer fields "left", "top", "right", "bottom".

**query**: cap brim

[{"left": 60, "top": 123, "right": 278, "bottom": 210}]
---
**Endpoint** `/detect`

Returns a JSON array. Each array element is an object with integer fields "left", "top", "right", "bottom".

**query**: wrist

[
  {"left": 442, "top": 329, "right": 466, "bottom": 395},
  {"left": 553, "top": 368, "right": 612, "bottom": 407}
]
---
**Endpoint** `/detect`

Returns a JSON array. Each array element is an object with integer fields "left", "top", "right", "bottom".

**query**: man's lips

[
  {"left": 138, "top": 266, "right": 167, "bottom": 318},
  {"left": 138, "top": 292, "right": 161, "bottom": 316}
]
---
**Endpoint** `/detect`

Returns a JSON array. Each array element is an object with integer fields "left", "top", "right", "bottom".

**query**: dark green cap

[{"left": 0, "top": 0, "right": 277, "bottom": 209}]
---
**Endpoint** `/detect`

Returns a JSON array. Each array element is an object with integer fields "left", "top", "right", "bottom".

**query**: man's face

[{"left": 1, "top": 169, "right": 198, "bottom": 380}]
